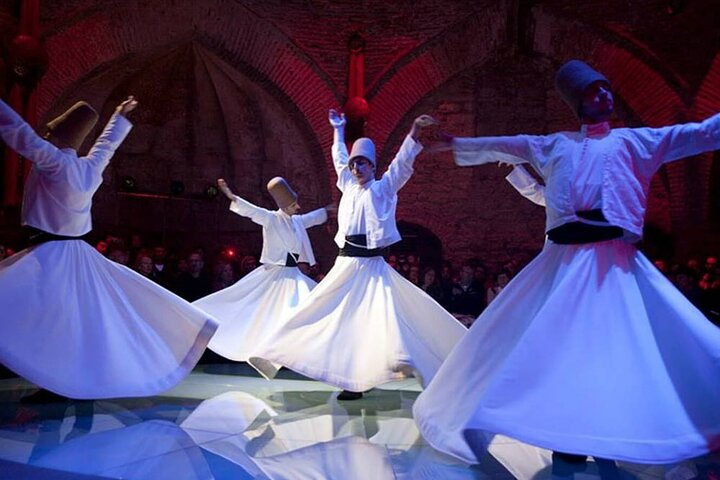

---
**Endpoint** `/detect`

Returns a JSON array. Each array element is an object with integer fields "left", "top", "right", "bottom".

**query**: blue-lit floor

[{"left": 0, "top": 365, "right": 717, "bottom": 479}]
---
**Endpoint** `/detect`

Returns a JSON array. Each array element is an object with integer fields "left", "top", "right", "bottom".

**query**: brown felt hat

[
  {"left": 267, "top": 177, "right": 298, "bottom": 208},
  {"left": 46, "top": 101, "right": 99, "bottom": 150}
]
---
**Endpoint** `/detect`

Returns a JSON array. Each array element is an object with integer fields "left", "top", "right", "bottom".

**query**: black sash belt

[
  {"left": 338, "top": 235, "right": 386, "bottom": 258},
  {"left": 547, "top": 210, "right": 623, "bottom": 245},
  {"left": 26, "top": 227, "right": 90, "bottom": 246},
  {"left": 575, "top": 209, "right": 608, "bottom": 222},
  {"left": 285, "top": 252, "right": 299, "bottom": 267}
]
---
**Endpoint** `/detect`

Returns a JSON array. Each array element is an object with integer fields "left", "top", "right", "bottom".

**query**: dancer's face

[
  {"left": 580, "top": 81, "right": 614, "bottom": 123},
  {"left": 349, "top": 157, "right": 375, "bottom": 186}
]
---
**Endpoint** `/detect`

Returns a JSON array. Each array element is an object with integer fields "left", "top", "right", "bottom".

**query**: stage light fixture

[
  {"left": 120, "top": 176, "right": 137, "bottom": 192},
  {"left": 204, "top": 184, "right": 218, "bottom": 199},
  {"left": 170, "top": 180, "right": 185, "bottom": 196}
]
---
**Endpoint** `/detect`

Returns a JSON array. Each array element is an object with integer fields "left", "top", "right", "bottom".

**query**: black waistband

[
  {"left": 575, "top": 209, "right": 608, "bottom": 222},
  {"left": 285, "top": 252, "right": 299, "bottom": 267},
  {"left": 547, "top": 222, "right": 623, "bottom": 245},
  {"left": 338, "top": 235, "right": 387, "bottom": 258},
  {"left": 26, "top": 227, "right": 90, "bottom": 246}
]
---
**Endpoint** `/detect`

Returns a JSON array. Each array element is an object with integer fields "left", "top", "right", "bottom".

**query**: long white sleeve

[{"left": 506, "top": 165, "right": 546, "bottom": 207}]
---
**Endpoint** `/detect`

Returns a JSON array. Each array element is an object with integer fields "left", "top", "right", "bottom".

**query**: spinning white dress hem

[
  {"left": 413, "top": 238, "right": 720, "bottom": 464},
  {"left": 194, "top": 264, "right": 316, "bottom": 365},
  {"left": 250, "top": 256, "right": 466, "bottom": 392},
  {"left": 0, "top": 240, "right": 219, "bottom": 399}
]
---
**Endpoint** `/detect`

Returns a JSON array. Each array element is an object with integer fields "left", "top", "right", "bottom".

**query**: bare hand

[
  {"left": 324, "top": 203, "right": 338, "bottom": 217},
  {"left": 410, "top": 114, "right": 439, "bottom": 140},
  {"left": 116, "top": 96, "right": 138, "bottom": 116},
  {"left": 413, "top": 114, "right": 439, "bottom": 128},
  {"left": 217, "top": 178, "right": 234, "bottom": 200},
  {"left": 328, "top": 109, "right": 346, "bottom": 128}
]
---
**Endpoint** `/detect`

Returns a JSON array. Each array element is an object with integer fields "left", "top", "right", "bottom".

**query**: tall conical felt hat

[
  {"left": 348, "top": 137, "right": 376, "bottom": 166},
  {"left": 267, "top": 177, "right": 298, "bottom": 208},
  {"left": 46, "top": 101, "right": 99, "bottom": 150},
  {"left": 555, "top": 60, "right": 610, "bottom": 118}
]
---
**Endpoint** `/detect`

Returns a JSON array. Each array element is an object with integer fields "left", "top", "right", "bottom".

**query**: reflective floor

[{"left": 0, "top": 365, "right": 717, "bottom": 479}]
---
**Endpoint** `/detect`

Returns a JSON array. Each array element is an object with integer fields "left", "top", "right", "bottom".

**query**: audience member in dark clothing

[
  {"left": 173, "top": 251, "right": 213, "bottom": 301},
  {"left": 421, "top": 266, "right": 448, "bottom": 308},
  {"left": 449, "top": 262, "right": 485, "bottom": 320},
  {"left": 151, "top": 245, "right": 174, "bottom": 287}
]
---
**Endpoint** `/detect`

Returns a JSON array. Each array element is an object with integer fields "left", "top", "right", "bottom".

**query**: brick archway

[
  {"left": 366, "top": 4, "right": 714, "bottom": 240},
  {"left": 36, "top": 0, "right": 342, "bottom": 196}
]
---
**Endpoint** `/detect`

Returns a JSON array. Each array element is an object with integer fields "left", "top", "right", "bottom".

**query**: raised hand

[
  {"left": 324, "top": 203, "right": 338, "bottom": 218},
  {"left": 413, "top": 114, "right": 439, "bottom": 129},
  {"left": 217, "top": 178, "right": 235, "bottom": 200},
  {"left": 116, "top": 96, "right": 138, "bottom": 116},
  {"left": 328, "top": 109, "right": 346, "bottom": 128},
  {"left": 410, "top": 114, "right": 439, "bottom": 140}
]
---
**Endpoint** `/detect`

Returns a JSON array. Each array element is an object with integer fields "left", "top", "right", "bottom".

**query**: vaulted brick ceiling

[{"left": 25, "top": 0, "right": 719, "bottom": 92}]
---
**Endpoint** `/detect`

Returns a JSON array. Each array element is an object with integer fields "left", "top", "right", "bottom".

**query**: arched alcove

[{"left": 392, "top": 220, "right": 444, "bottom": 268}]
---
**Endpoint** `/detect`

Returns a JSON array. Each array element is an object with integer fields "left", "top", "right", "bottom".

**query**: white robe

[
  {"left": 413, "top": 120, "right": 720, "bottom": 464},
  {"left": 0, "top": 100, "right": 218, "bottom": 398},
  {"left": 249, "top": 130, "right": 467, "bottom": 391},
  {"left": 194, "top": 197, "right": 326, "bottom": 362}
]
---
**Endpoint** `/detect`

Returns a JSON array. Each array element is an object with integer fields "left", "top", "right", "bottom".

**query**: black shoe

[
  {"left": 337, "top": 390, "right": 363, "bottom": 401},
  {"left": 20, "top": 389, "right": 70, "bottom": 404},
  {"left": 552, "top": 451, "right": 588, "bottom": 477},
  {"left": 552, "top": 451, "right": 588, "bottom": 464}
]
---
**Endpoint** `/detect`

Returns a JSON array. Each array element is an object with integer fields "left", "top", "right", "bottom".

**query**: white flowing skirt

[
  {"left": 193, "top": 264, "right": 316, "bottom": 362},
  {"left": 249, "top": 256, "right": 467, "bottom": 391},
  {"left": 0, "top": 240, "right": 218, "bottom": 399},
  {"left": 413, "top": 239, "right": 720, "bottom": 464}
]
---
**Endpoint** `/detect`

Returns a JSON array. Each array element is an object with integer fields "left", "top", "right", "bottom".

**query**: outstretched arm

[
  {"left": 639, "top": 112, "right": 720, "bottom": 169},
  {"left": 427, "top": 124, "right": 538, "bottom": 168},
  {"left": 84, "top": 96, "right": 136, "bottom": 168},
  {"left": 217, "top": 178, "right": 235, "bottom": 200},
  {"left": 505, "top": 164, "right": 546, "bottom": 207},
  {"left": 329, "top": 109, "right": 353, "bottom": 191},
  {"left": 453, "top": 134, "right": 537, "bottom": 167},
  {"left": 0, "top": 98, "right": 62, "bottom": 173},
  {"left": 299, "top": 204, "right": 331, "bottom": 228},
  {"left": 382, "top": 114, "right": 438, "bottom": 193},
  {"left": 218, "top": 178, "right": 273, "bottom": 226}
]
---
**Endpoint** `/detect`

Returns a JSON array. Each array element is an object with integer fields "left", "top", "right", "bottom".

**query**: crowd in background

[{"left": 1, "top": 233, "right": 718, "bottom": 327}]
